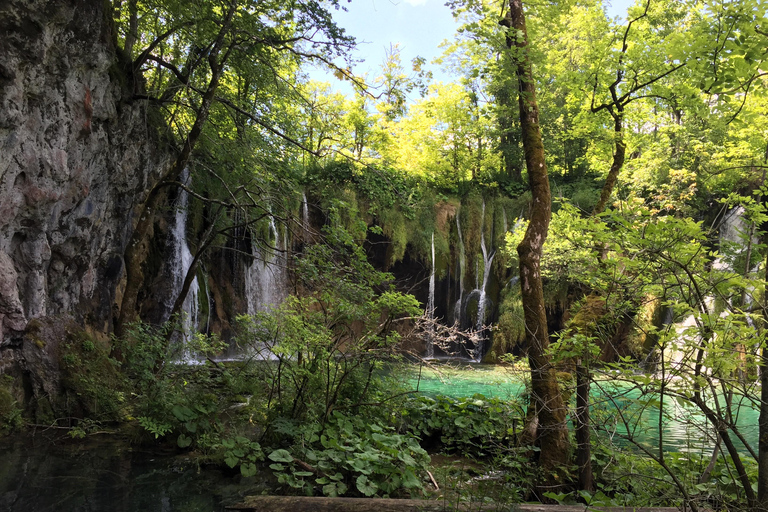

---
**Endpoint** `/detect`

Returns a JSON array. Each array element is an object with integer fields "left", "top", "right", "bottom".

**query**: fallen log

[{"left": 226, "top": 496, "right": 684, "bottom": 511}]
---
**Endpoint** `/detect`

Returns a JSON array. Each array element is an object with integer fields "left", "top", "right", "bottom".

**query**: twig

[{"left": 427, "top": 470, "right": 439, "bottom": 491}]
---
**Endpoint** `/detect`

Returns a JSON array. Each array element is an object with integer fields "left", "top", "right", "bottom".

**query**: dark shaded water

[{"left": 0, "top": 433, "right": 269, "bottom": 512}]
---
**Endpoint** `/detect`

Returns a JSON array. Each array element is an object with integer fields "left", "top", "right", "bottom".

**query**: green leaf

[
  {"left": 356, "top": 475, "right": 378, "bottom": 496},
  {"left": 171, "top": 405, "right": 196, "bottom": 422},
  {"left": 241, "top": 462, "right": 258, "bottom": 477},
  {"left": 225, "top": 456, "right": 238, "bottom": 468},
  {"left": 177, "top": 433, "right": 192, "bottom": 448},
  {"left": 268, "top": 449, "right": 294, "bottom": 463}
]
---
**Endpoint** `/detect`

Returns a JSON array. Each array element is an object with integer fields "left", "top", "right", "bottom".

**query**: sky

[{"left": 309, "top": 0, "right": 636, "bottom": 98}]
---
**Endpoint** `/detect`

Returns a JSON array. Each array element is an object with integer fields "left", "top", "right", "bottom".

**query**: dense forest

[{"left": 1, "top": 0, "right": 767, "bottom": 509}]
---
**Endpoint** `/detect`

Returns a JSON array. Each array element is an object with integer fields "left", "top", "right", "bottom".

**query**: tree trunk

[
  {"left": 124, "top": 0, "right": 138, "bottom": 56},
  {"left": 503, "top": 0, "right": 570, "bottom": 481},
  {"left": 228, "top": 496, "right": 682, "bottom": 512},
  {"left": 592, "top": 110, "right": 625, "bottom": 216}
]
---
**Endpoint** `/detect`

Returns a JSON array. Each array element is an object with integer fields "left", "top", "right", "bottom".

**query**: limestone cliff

[{"left": 0, "top": 0, "right": 166, "bottom": 402}]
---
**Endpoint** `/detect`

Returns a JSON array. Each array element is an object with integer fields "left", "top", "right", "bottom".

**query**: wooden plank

[{"left": 226, "top": 496, "right": 684, "bottom": 512}]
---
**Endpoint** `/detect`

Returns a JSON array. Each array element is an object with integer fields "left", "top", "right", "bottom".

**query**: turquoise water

[
  {"left": 409, "top": 363, "right": 759, "bottom": 456},
  {"left": 410, "top": 362, "right": 525, "bottom": 399}
]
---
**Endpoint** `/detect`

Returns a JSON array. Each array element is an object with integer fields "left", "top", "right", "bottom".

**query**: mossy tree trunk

[
  {"left": 591, "top": 110, "right": 625, "bottom": 216},
  {"left": 502, "top": 0, "right": 570, "bottom": 482}
]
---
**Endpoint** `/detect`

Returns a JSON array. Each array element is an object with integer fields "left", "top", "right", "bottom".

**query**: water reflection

[{"left": 0, "top": 434, "right": 269, "bottom": 512}]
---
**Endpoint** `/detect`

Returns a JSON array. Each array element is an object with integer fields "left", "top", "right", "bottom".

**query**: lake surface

[
  {"left": 408, "top": 362, "right": 760, "bottom": 457},
  {"left": 1, "top": 362, "right": 758, "bottom": 511}
]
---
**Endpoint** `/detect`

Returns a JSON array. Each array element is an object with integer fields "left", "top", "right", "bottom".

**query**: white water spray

[
  {"left": 245, "top": 216, "right": 288, "bottom": 317},
  {"left": 453, "top": 215, "right": 466, "bottom": 324},
  {"left": 475, "top": 203, "right": 496, "bottom": 346},
  {"left": 302, "top": 192, "right": 310, "bottom": 242},
  {"left": 169, "top": 168, "right": 201, "bottom": 361},
  {"left": 425, "top": 233, "right": 436, "bottom": 358}
]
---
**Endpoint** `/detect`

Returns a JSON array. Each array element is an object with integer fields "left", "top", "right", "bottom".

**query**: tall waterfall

[
  {"left": 169, "top": 169, "right": 201, "bottom": 360},
  {"left": 245, "top": 216, "right": 287, "bottom": 316},
  {"left": 474, "top": 202, "right": 496, "bottom": 359},
  {"left": 665, "top": 206, "right": 750, "bottom": 371},
  {"left": 302, "top": 192, "right": 310, "bottom": 243},
  {"left": 425, "top": 233, "right": 436, "bottom": 359},
  {"left": 447, "top": 203, "right": 496, "bottom": 361},
  {"left": 453, "top": 215, "right": 466, "bottom": 325}
]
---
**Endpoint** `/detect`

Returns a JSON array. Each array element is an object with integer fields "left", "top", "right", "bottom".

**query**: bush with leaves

[
  {"left": 400, "top": 394, "right": 526, "bottom": 457},
  {"left": 113, "top": 321, "right": 232, "bottom": 450},
  {"left": 237, "top": 207, "right": 421, "bottom": 426},
  {"left": 265, "top": 412, "right": 429, "bottom": 497}
]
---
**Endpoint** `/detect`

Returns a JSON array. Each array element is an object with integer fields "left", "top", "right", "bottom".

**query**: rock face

[{"left": 0, "top": 0, "right": 165, "bottom": 406}]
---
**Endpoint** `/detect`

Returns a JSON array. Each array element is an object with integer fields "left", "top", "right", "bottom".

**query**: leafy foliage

[
  {"left": 266, "top": 412, "right": 429, "bottom": 497},
  {"left": 401, "top": 394, "right": 526, "bottom": 457}
]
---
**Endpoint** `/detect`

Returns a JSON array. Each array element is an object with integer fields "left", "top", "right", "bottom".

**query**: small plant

[
  {"left": 222, "top": 436, "right": 265, "bottom": 477},
  {"left": 114, "top": 322, "right": 228, "bottom": 448}
]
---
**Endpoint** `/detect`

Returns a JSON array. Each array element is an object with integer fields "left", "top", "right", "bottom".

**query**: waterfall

[
  {"left": 664, "top": 207, "right": 749, "bottom": 372},
  {"left": 245, "top": 216, "right": 287, "bottom": 317},
  {"left": 169, "top": 168, "right": 201, "bottom": 362},
  {"left": 449, "top": 204, "right": 496, "bottom": 360},
  {"left": 453, "top": 215, "right": 466, "bottom": 325},
  {"left": 425, "top": 233, "right": 436, "bottom": 359},
  {"left": 302, "top": 192, "right": 310, "bottom": 242},
  {"left": 474, "top": 203, "right": 496, "bottom": 359}
]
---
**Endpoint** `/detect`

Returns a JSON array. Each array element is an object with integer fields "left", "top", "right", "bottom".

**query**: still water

[
  {"left": 0, "top": 434, "right": 269, "bottom": 512},
  {"left": 409, "top": 362, "right": 760, "bottom": 456},
  {"left": 1, "top": 363, "right": 759, "bottom": 510}
]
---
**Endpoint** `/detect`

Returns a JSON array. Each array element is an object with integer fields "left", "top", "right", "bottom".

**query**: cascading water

[
  {"left": 242, "top": 215, "right": 289, "bottom": 360},
  {"left": 473, "top": 202, "right": 496, "bottom": 360},
  {"left": 425, "top": 233, "right": 436, "bottom": 359},
  {"left": 169, "top": 169, "right": 202, "bottom": 361},
  {"left": 453, "top": 215, "right": 466, "bottom": 326},
  {"left": 448, "top": 203, "right": 496, "bottom": 361},
  {"left": 302, "top": 192, "right": 310, "bottom": 243},
  {"left": 502, "top": 208, "right": 508, "bottom": 234},
  {"left": 245, "top": 216, "right": 287, "bottom": 317},
  {"left": 664, "top": 207, "right": 750, "bottom": 371}
]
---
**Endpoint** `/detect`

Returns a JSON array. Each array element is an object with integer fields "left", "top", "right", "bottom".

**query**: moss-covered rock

[{"left": 0, "top": 375, "right": 23, "bottom": 434}]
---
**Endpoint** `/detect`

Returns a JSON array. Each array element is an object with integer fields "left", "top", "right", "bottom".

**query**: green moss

[
  {"left": 35, "top": 396, "right": 55, "bottom": 425},
  {"left": 59, "top": 329, "right": 127, "bottom": 423},
  {"left": 488, "top": 287, "right": 526, "bottom": 362},
  {"left": 379, "top": 208, "right": 408, "bottom": 265},
  {"left": 0, "top": 376, "right": 23, "bottom": 435}
]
